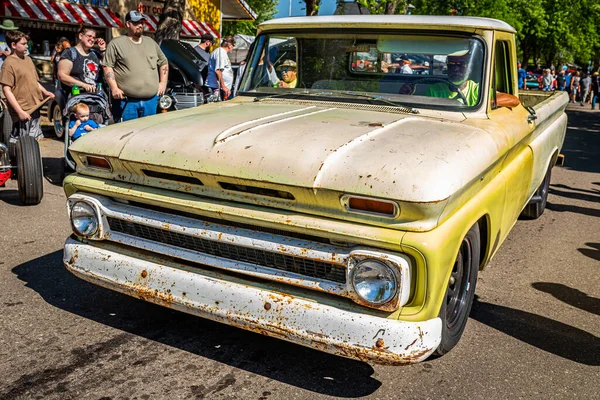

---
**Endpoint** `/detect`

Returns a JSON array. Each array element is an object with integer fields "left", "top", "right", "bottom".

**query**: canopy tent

[
  {"left": 222, "top": 0, "right": 256, "bottom": 21},
  {"left": 0, "top": 0, "right": 123, "bottom": 28},
  {"left": 143, "top": 16, "right": 219, "bottom": 39}
]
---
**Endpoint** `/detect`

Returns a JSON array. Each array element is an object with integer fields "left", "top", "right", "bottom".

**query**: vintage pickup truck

[{"left": 62, "top": 16, "right": 568, "bottom": 364}]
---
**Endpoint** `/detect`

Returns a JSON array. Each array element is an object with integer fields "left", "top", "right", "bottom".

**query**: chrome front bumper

[{"left": 64, "top": 237, "right": 441, "bottom": 364}]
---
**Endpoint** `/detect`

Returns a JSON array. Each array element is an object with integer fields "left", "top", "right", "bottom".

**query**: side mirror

[{"left": 496, "top": 92, "right": 520, "bottom": 108}]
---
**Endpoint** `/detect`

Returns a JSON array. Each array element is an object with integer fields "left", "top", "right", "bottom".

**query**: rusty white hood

[{"left": 72, "top": 98, "right": 500, "bottom": 203}]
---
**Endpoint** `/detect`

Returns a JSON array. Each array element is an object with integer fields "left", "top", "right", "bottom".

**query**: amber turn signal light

[
  {"left": 86, "top": 156, "right": 112, "bottom": 170},
  {"left": 342, "top": 195, "right": 399, "bottom": 218}
]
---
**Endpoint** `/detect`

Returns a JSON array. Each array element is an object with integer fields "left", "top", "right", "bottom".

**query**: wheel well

[{"left": 476, "top": 215, "right": 489, "bottom": 270}]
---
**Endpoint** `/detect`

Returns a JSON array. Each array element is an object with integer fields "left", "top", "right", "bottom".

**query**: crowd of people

[
  {"left": 0, "top": 10, "right": 242, "bottom": 146},
  {"left": 517, "top": 62, "right": 600, "bottom": 109}
]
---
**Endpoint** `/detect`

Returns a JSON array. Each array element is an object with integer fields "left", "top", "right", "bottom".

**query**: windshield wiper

[
  {"left": 252, "top": 90, "right": 311, "bottom": 102},
  {"left": 339, "top": 91, "right": 420, "bottom": 114}
]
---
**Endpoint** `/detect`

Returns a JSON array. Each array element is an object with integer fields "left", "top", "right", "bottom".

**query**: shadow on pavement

[
  {"left": 532, "top": 282, "right": 600, "bottom": 317},
  {"left": 561, "top": 110, "right": 600, "bottom": 173},
  {"left": 551, "top": 183, "right": 600, "bottom": 196},
  {"left": 578, "top": 242, "right": 600, "bottom": 262},
  {"left": 0, "top": 188, "right": 21, "bottom": 205},
  {"left": 42, "top": 157, "right": 64, "bottom": 186},
  {"left": 546, "top": 201, "right": 600, "bottom": 218},
  {"left": 470, "top": 296, "right": 600, "bottom": 366},
  {"left": 549, "top": 186, "right": 600, "bottom": 203},
  {"left": 11, "top": 250, "right": 382, "bottom": 398}
]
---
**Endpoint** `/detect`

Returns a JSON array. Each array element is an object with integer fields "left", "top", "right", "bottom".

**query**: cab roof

[{"left": 258, "top": 15, "right": 516, "bottom": 34}]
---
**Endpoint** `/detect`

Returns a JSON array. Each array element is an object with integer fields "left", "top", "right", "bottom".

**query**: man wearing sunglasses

[
  {"left": 425, "top": 51, "right": 479, "bottom": 106},
  {"left": 102, "top": 10, "right": 168, "bottom": 122},
  {"left": 275, "top": 59, "right": 297, "bottom": 88}
]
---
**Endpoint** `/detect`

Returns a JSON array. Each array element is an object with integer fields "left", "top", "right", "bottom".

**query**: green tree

[
  {"left": 303, "top": 0, "right": 321, "bottom": 16},
  {"left": 356, "top": 0, "right": 402, "bottom": 14},
  {"left": 222, "top": 0, "right": 279, "bottom": 36}
]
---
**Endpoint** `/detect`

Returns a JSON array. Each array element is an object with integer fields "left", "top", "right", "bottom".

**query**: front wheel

[
  {"left": 52, "top": 104, "right": 65, "bottom": 139},
  {"left": 435, "top": 223, "right": 480, "bottom": 355},
  {"left": 16, "top": 136, "right": 43, "bottom": 205}
]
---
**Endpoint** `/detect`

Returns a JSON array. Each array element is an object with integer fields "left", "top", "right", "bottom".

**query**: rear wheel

[
  {"left": 16, "top": 136, "right": 43, "bottom": 205},
  {"left": 52, "top": 104, "right": 65, "bottom": 139},
  {"left": 520, "top": 162, "right": 552, "bottom": 219},
  {"left": 435, "top": 223, "right": 480, "bottom": 356}
]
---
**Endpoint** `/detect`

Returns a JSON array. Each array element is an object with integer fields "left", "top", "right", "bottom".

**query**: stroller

[{"left": 63, "top": 92, "right": 112, "bottom": 171}]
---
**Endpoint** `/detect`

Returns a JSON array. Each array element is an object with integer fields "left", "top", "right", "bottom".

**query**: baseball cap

[
  {"left": 200, "top": 34, "right": 214, "bottom": 43},
  {"left": 277, "top": 59, "right": 297, "bottom": 70},
  {"left": 126, "top": 10, "right": 146, "bottom": 23}
]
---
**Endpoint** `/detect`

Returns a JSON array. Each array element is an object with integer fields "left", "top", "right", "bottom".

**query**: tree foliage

[
  {"left": 356, "top": 0, "right": 401, "bottom": 14},
  {"left": 222, "top": 0, "right": 279, "bottom": 36},
  {"left": 410, "top": 0, "right": 600, "bottom": 69},
  {"left": 155, "top": 0, "right": 184, "bottom": 44},
  {"left": 339, "top": 0, "right": 600, "bottom": 70}
]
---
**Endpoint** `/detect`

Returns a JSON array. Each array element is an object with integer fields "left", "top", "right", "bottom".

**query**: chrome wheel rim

[{"left": 445, "top": 237, "right": 473, "bottom": 328}]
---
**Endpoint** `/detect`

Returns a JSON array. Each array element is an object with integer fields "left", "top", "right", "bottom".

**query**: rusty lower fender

[{"left": 63, "top": 237, "right": 441, "bottom": 365}]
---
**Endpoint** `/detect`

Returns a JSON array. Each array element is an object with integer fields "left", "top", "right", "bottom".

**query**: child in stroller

[
  {"left": 68, "top": 103, "right": 99, "bottom": 140},
  {"left": 64, "top": 92, "right": 111, "bottom": 171}
]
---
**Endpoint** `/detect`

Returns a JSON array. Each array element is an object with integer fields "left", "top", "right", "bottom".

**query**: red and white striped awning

[
  {"left": 1, "top": 0, "right": 123, "bottom": 28},
  {"left": 144, "top": 15, "right": 219, "bottom": 39}
]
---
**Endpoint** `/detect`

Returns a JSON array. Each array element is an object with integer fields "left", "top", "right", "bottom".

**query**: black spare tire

[{"left": 16, "top": 135, "right": 43, "bottom": 205}]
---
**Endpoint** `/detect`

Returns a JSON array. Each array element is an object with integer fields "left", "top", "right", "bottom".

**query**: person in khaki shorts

[
  {"left": 0, "top": 30, "right": 54, "bottom": 143},
  {"left": 102, "top": 10, "right": 168, "bottom": 122}
]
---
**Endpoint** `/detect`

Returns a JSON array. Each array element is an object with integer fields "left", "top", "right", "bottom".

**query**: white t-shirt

[
  {"left": 400, "top": 64, "right": 413, "bottom": 74},
  {"left": 207, "top": 47, "right": 233, "bottom": 90}
]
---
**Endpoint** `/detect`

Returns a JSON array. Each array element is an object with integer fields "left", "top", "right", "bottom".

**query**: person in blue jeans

[
  {"left": 69, "top": 103, "right": 99, "bottom": 140},
  {"left": 102, "top": 10, "right": 168, "bottom": 122},
  {"left": 517, "top": 62, "right": 527, "bottom": 90},
  {"left": 591, "top": 72, "right": 599, "bottom": 110}
]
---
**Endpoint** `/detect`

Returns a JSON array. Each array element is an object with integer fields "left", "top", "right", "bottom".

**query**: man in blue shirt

[{"left": 517, "top": 61, "right": 527, "bottom": 90}]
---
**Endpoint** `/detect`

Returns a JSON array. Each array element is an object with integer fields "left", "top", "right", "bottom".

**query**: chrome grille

[
  {"left": 107, "top": 217, "right": 347, "bottom": 284},
  {"left": 126, "top": 200, "right": 336, "bottom": 245}
]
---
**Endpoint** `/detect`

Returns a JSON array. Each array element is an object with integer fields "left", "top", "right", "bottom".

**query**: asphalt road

[{"left": 0, "top": 105, "right": 598, "bottom": 400}]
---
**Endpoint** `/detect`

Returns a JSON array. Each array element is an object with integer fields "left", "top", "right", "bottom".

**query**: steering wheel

[{"left": 410, "top": 77, "right": 469, "bottom": 105}]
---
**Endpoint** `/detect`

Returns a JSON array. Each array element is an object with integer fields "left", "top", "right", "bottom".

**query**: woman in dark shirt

[{"left": 57, "top": 27, "right": 105, "bottom": 94}]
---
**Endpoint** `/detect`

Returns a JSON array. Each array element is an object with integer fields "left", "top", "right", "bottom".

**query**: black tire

[
  {"left": 52, "top": 103, "right": 65, "bottom": 139},
  {"left": 16, "top": 136, "right": 43, "bottom": 205},
  {"left": 435, "top": 223, "right": 480, "bottom": 356},
  {"left": 520, "top": 162, "right": 552, "bottom": 219},
  {"left": 2, "top": 108, "right": 15, "bottom": 161}
]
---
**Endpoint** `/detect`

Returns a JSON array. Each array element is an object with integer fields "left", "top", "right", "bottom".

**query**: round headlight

[
  {"left": 158, "top": 95, "right": 173, "bottom": 110},
  {"left": 351, "top": 259, "right": 398, "bottom": 305},
  {"left": 71, "top": 201, "right": 99, "bottom": 237}
]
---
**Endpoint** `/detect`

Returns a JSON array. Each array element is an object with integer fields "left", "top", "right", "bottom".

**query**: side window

[{"left": 492, "top": 40, "right": 514, "bottom": 109}]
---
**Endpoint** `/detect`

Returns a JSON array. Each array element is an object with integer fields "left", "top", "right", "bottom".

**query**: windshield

[{"left": 239, "top": 31, "right": 486, "bottom": 110}]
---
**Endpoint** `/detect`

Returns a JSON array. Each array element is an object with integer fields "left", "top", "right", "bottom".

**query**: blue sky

[{"left": 274, "top": 0, "right": 338, "bottom": 18}]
